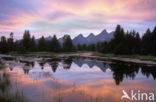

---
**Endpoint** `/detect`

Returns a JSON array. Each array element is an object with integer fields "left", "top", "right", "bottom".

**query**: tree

[
  {"left": 96, "top": 42, "right": 103, "bottom": 52},
  {"left": 82, "top": 44, "right": 87, "bottom": 51},
  {"left": 141, "top": 28, "right": 152, "bottom": 54},
  {"left": 87, "top": 44, "right": 95, "bottom": 51},
  {"left": 30, "top": 36, "right": 37, "bottom": 52},
  {"left": 151, "top": 26, "right": 156, "bottom": 55},
  {"left": 22, "top": 30, "right": 32, "bottom": 51},
  {"left": 76, "top": 43, "right": 82, "bottom": 51},
  {"left": 7, "top": 32, "right": 14, "bottom": 52},
  {"left": 50, "top": 35, "right": 61, "bottom": 52},
  {"left": 63, "top": 35, "right": 74, "bottom": 52},
  {"left": 134, "top": 32, "right": 141, "bottom": 54},
  {"left": 14, "top": 40, "right": 19, "bottom": 51},
  {"left": 38, "top": 36, "right": 46, "bottom": 51},
  {"left": 123, "top": 30, "right": 140, "bottom": 54},
  {"left": 110, "top": 25, "right": 126, "bottom": 54},
  {"left": 0, "top": 36, "right": 8, "bottom": 53}
]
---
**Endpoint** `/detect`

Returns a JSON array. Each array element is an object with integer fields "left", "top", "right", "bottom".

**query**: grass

[
  {"left": 92, "top": 52, "right": 156, "bottom": 62},
  {"left": 0, "top": 71, "right": 28, "bottom": 102},
  {"left": 5, "top": 51, "right": 156, "bottom": 62},
  {"left": 0, "top": 59, "right": 5, "bottom": 70},
  {"left": 8, "top": 51, "right": 89, "bottom": 57}
]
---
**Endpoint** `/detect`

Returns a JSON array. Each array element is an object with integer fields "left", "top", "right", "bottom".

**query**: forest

[{"left": 0, "top": 25, "right": 156, "bottom": 55}]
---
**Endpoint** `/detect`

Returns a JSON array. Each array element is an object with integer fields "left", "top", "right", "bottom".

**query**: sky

[{"left": 0, "top": 0, "right": 156, "bottom": 39}]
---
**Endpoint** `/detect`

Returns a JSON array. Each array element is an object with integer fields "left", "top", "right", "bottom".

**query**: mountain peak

[
  {"left": 77, "top": 34, "right": 84, "bottom": 38},
  {"left": 87, "top": 33, "right": 95, "bottom": 38},
  {"left": 45, "top": 36, "right": 52, "bottom": 40},
  {"left": 47, "top": 36, "right": 52, "bottom": 38},
  {"left": 100, "top": 29, "right": 108, "bottom": 34}
]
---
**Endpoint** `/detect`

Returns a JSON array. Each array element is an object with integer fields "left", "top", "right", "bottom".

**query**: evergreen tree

[
  {"left": 96, "top": 42, "right": 103, "bottom": 52},
  {"left": 14, "top": 40, "right": 19, "bottom": 51},
  {"left": 0, "top": 36, "right": 8, "bottom": 53},
  {"left": 110, "top": 25, "right": 126, "bottom": 54},
  {"left": 101, "top": 42, "right": 109, "bottom": 53},
  {"left": 82, "top": 44, "right": 87, "bottom": 51},
  {"left": 76, "top": 43, "right": 82, "bottom": 51},
  {"left": 151, "top": 26, "right": 156, "bottom": 55},
  {"left": 22, "top": 30, "right": 32, "bottom": 51},
  {"left": 141, "top": 28, "right": 152, "bottom": 54},
  {"left": 63, "top": 35, "right": 74, "bottom": 52},
  {"left": 87, "top": 44, "right": 95, "bottom": 51},
  {"left": 30, "top": 36, "right": 37, "bottom": 52},
  {"left": 7, "top": 32, "right": 14, "bottom": 52},
  {"left": 134, "top": 32, "right": 141, "bottom": 54},
  {"left": 50, "top": 35, "right": 61, "bottom": 52},
  {"left": 38, "top": 36, "right": 46, "bottom": 51}
]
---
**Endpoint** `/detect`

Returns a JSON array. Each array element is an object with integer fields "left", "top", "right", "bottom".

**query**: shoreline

[{"left": 1, "top": 52, "right": 156, "bottom": 66}]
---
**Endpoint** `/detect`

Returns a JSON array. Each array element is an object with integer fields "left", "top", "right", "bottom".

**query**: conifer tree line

[{"left": 0, "top": 25, "right": 156, "bottom": 55}]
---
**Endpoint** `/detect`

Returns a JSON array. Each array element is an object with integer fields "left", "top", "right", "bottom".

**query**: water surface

[{"left": 0, "top": 56, "right": 156, "bottom": 102}]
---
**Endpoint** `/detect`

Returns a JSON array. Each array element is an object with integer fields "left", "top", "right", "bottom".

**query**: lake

[{"left": 0, "top": 56, "right": 156, "bottom": 102}]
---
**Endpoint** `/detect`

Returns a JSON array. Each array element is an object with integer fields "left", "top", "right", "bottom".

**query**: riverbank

[{"left": 1, "top": 51, "right": 156, "bottom": 66}]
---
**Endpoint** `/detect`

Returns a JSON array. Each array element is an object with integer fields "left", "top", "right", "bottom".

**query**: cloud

[{"left": 0, "top": 0, "right": 156, "bottom": 38}]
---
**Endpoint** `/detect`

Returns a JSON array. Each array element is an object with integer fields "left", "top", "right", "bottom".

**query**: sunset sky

[{"left": 0, "top": 0, "right": 156, "bottom": 39}]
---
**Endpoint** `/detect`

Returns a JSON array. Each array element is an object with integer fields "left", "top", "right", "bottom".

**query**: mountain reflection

[
  {"left": 1, "top": 57, "right": 156, "bottom": 85},
  {"left": 73, "top": 58, "right": 110, "bottom": 72},
  {"left": 62, "top": 57, "right": 73, "bottom": 69}
]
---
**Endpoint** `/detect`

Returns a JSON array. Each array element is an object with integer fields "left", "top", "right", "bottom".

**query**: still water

[{"left": 0, "top": 56, "right": 156, "bottom": 102}]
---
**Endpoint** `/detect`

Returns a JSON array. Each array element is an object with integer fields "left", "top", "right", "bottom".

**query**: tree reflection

[
  {"left": 23, "top": 69, "right": 30, "bottom": 74},
  {"left": 141, "top": 66, "right": 156, "bottom": 80},
  {"left": 50, "top": 61, "right": 59, "bottom": 72},
  {"left": 110, "top": 62, "right": 140, "bottom": 85},
  {"left": 39, "top": 62, "right": 46, "bottom": 69},
  {"left": 63, "top": 57, "right": 73, "bottom": 69},
  {"left": 21, "top": 61, "right": 34, "bottom": 75}
]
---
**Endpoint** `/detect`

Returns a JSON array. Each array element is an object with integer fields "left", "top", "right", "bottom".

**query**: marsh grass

[
  {"left": 0, "top": 68, "right": 28, "bottom": 102},
  {"left": 93, "top": 52, "right": 156, "bottom": 62}
]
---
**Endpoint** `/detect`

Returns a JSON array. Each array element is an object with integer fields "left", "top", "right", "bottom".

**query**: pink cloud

[{"left": 0, "top": 0, "right": 156, "bottom": 36}]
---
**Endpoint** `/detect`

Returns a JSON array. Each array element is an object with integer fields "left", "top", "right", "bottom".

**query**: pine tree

[
  {"left": 141, "top": 28, "right": 152, "bottom": 54},
  {"left": 0, "top": 36, "right": 8, "bottom": 53},
  {"left": 151, "top": 26, "right": 156, "bottom": 55},
  {"left": 63, "top": 35, "right": 74, "bottom": 52},
  {"left": 38, "top": 36, "right": 46, "bottom": 51},
  {"left": 50, "top": 35, "right": 61, "bottom": 52},
  {"left": 22, "top": 30, "right": 32, "bottom": 51},
  {"left": 7, "top": 32, "right": 14, "bottom": 52},
  {"left": 76, "top": 43, "right": 82, "bottom": 51},
  {"left": 110, "top": 25, "right": 126, "bottom": 54},
  {"left": 30, "top": 36, "right": 36, "bottom": 52}
]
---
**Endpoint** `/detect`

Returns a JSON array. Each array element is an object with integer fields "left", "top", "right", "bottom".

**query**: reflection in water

[
  {"left": 2, "top": 57, "right": 156, "bottom": 84},
  {"left": 50, "top": 61, "right": 59, "bottom": 73},
  {"left": 0, "top": 63, "right": 28, "bottom": 102},
  {"left": 0, "top": 56, "right": 156, "bottom": 102},
  {"left": 141, "top": 66, "right": 156, "bottom": 80},
  {"left": 63, "top": 57, "right": 73, "bottom": 69},
  {"left": 110, "top": 63, "right": 140, "bottom": 85}
]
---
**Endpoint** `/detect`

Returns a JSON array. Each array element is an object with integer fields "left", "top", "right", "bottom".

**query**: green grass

[
  {"left": 8, "top": 51, "right": 90, "bottom": 57},
  {"left": 92, "top": 52, "right": 156, "bottom": 62},
  {"left": 0, "top": 59, "right": 5, "bottom": 70},
  {"left": 6, "top": 51, "right": 156, "bottom": 62}
]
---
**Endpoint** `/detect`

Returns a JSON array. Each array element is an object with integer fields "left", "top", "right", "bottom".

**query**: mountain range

[
  {"left": 37, "top": 29, "right": 114, "bottom": 45},
  {"left": 72, "top": 29, "right": 114, "bottom": 45}
]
